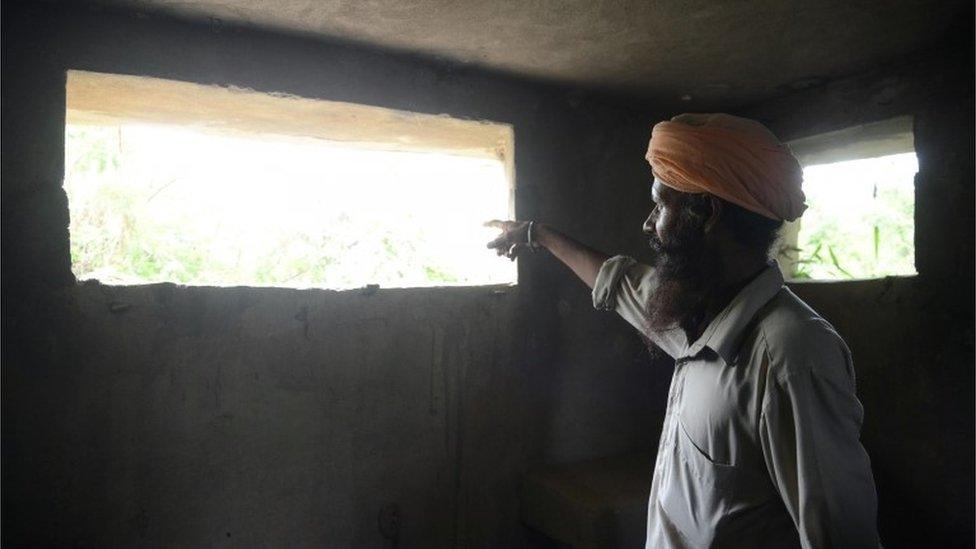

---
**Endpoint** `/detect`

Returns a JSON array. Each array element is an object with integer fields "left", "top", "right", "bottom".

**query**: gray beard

[{"left": 644, "top": 231, "right": 722, "bottom": 341}]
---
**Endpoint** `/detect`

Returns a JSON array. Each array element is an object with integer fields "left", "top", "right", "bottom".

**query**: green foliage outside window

[
  {"left": 65, "top": 124, "right": 513, "bottom": 288},
  {"left": 785, "top": 153, "right": 916, "bottom": 280}
]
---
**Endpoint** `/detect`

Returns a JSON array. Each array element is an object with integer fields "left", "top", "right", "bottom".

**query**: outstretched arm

[
  {"left": 485, "top": 220, "right": 608, "bottom": 289},
  {"left": 488, "top": 220, "right": 682, "bottom": 357}
]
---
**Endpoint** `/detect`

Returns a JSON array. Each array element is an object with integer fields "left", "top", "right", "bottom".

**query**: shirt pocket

[
  {"left": 675, "top": 416, "right": 745, "bottom": 488},
  {"left": 658, "top": 418, "right": 771, "bottom": 546}
]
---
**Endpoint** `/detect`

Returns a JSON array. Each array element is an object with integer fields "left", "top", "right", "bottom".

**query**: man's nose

[{"left": 642, "top": 210, "right": 657, "bottom": 235}]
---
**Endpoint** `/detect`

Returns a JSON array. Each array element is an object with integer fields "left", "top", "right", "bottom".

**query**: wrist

[{"left": 530, "top": 222, "right": 552, "bottom": 249}]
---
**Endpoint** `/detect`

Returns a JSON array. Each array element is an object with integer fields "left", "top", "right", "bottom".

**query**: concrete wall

[
  {"left": 1, "top": 3, "right": 665, "bottom": 546},
  {"left": 743, "top": 37, "right": 975, "bottom": 548}
]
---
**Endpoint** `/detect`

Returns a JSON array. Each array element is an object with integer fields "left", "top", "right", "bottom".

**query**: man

[{"left": 487, "top": 113, "right": 880, "bottom": 548}]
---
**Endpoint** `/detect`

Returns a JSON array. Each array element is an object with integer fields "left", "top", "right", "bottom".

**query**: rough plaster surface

[
  {"left": 6, "top": 283, "right": 526, "bottom": 546},
  {"left": 87, "top": 0, "right": 969, "bottom": 106},
  {"left": 67, "top": 70, "right": 515, "bottom": 160}
]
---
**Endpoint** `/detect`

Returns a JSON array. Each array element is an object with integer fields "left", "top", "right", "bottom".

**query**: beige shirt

[{"left": 592, "top": 256, "right": 880, "bottom": 549}]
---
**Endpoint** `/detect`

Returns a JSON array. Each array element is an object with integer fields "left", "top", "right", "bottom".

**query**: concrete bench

[{"left": 520, "top": 452, "right": 653, "bottom": 548}]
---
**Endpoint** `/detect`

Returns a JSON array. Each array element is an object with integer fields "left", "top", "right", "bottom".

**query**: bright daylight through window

[
  {"left": 65, "top": 71, "right": 516, "bottom": 289},
  {"left": 780, "top": 117, "right": 917, "bottom": 280}
]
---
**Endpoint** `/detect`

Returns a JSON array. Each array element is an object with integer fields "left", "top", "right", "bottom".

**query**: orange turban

[{"left": 646, "top": 113, "right": 806, "bottom": 222}]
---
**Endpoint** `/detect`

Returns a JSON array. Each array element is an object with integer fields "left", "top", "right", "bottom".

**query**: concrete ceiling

[{"left": 93, "top": 0, "right": 968, "bottom": 106}]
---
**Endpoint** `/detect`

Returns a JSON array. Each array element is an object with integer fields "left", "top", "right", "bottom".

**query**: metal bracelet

[{"left": 527, "top": 220, "right": 539, "bottom": 252}]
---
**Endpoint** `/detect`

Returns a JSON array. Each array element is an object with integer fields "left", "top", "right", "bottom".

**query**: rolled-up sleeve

[
  {"left": 592, "top": 255, "right": 639, "bottom": 310},
  {"left": 759, "top": 334, "right": 881, "bottom": 548},
  {"left": 591, "top": 255, "right": 684, "bottom": 358}
]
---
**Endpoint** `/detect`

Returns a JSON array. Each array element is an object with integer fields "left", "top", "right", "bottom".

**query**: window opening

[
  {"left": 778, "top": 117, "right": 917, "bottom": 280},
  {"left": 65, "top": 70, "right": 516, "bottom": 289}
]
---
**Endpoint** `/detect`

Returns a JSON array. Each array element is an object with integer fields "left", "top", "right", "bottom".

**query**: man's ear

[{"left": 703, "top": 196, "right": 723, "bottom": 233}]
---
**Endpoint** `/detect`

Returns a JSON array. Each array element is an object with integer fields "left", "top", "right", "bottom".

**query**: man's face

[
  {"left": 640, "top": 177, "right": 718, "bottom": 332},
  {"left": 643, "top": 178, "right": 706, "bottom": 257}
]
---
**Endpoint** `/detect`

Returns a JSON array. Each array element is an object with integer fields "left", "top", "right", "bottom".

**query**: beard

[{"left": 644, "top": 219, "right": 723, "bottom": 337}]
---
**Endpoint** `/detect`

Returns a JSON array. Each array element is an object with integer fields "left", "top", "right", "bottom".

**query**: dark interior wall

[
  {"left": 742, "top": 38, "right": 975, "bottom": 548},
  {"left": 1, "top": 3, "right": 665, "bottom": 547}
]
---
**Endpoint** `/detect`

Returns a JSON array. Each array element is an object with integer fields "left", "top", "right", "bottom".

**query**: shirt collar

[{"left": 682, "top": 262, "right": 784, "bottom": 364}]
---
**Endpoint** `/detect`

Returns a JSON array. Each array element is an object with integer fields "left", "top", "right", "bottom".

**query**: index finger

[{"left": 483, "top": 219, "right": 511, "bottom": 230}]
